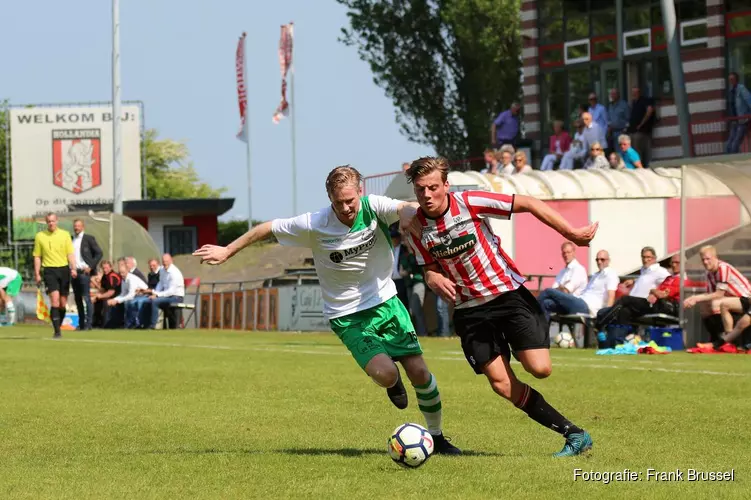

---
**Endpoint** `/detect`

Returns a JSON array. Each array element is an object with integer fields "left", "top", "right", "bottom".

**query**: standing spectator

[
  {"left": 390, "top": 226, "right": 410, "bottom": 309},
  {"left": 583, "top": 142, "right": 610, "bottom": 169},
  {"left": 588, "top": 92, "right": 608, "bottom": 132},
  {"left": 125, "top": 256, "right": 147, "bottom": 283},
  {"left": 490, "top": 102, "right": 520, "bottom": 148},
  {"left": 617, "top": 135, "right": 644, "bottom": 169},
  {"left": 33, "top": 213, "right": 76, "bottom": 338},
  {"left": 0, "top": 267, "right": 22, "bottom": 324},
  {"left": 725, "top": 72, "right": 751, "bottom": 154},
  {"left": 92, "top": 260, "right": 123, "bottom": 328},
  {"left": 147, "top": 253, "right": 185, "bottom": 329},
  {"left": 403, "top": 247, "right": 427, "bottom": 337},
  {"left": 540, "top": 121, "right": 571, "bottom": 171},
  {"left": 607, "top": 88, "right": 630, "bottom": 153},
  {"left": 107, "top": 258, "right": 148, "bottom": 328},
  {"left": 627, "top": 87, "right": 655, "bottom": 166},
  {"left": 512, "top": 151, "right": 533, "bottom": 174},
  {"left": 71, "top": 219, "right": 103, "bottom": 331}
]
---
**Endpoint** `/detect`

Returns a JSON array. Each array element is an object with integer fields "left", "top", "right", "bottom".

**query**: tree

[
  {"left": 143, "top": 129, "right": 226, "bottom": 199},
  {"left": 0, "top": 101, "right": 8, "bottom": 243},
  {"left": 338, "top": 0, "right": 522, "bottom": 161},
  {"left": 217, "top": 219, "right": 276, "bottom": 246}
]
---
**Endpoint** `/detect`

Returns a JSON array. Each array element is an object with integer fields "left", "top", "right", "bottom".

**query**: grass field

[{"left": 1, "top": 325, "right": 749, "bottom": 499}]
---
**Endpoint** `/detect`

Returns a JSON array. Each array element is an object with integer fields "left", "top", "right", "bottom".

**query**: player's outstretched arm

[
  {"left": 193, "top": 221, "right": 273, "bottom": 265},
  {"left": 396, "top": 201, "right": 421, "bottom": 237},
  {"left": 513, "top": 195, "right": 598, "bottom": 247}
]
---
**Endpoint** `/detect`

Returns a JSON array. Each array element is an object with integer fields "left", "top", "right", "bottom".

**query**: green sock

[{"left": 413, "top": 373, "right": 442, "bottom": 436}]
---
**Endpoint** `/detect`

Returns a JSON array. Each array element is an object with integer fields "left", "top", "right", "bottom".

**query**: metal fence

[
  {"left": 0, "top": 243, "right": 35, "bottom": 279},
  {"left": 690, "top": 114, "right": 751, "bottom": 157}
]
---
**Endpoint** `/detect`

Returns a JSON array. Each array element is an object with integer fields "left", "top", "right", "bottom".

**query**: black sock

[
  {"left": 51, "top": 308, "right": 61, "bottom": 334},
  {"left": 516, "top": 384, "right": 582, "bottom": 437}
]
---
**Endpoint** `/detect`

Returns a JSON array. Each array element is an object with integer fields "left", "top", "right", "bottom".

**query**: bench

[
  {"left": 549, "top": 312, "right": 596, "bottom": 348},
  {"left": 165, "top": 277, "right": 200, "bottom": 329}
]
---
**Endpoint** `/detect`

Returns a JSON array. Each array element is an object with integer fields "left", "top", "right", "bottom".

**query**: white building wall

[{"left": 147, "top": 215, "right": 184, "bottom": 254}]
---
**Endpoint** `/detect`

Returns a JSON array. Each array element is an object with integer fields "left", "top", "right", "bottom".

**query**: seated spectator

[
  {"left": 684, "top": 245, "right": 751, "bottom": 347},
  {"left": 146, "top": 253, "right": 185, "bottom": 329},
  {"left": 596, "top": 254, "right": 683, "bottom": 329},
  {"left": 481, "top": 148, "right": 500, "bottom": 175},
  {"left": 617, "top": 135, "right": 644, "bottom": 169},
  {"left": 588, "top": 92, "right": 608, "bottom": 132},
  {"left": 107, "top": 258, "right": 148, "bottom": 329},
  {"left": 125, "top": 256, "right": 147, "bottom": 282},
  {"left": 596, "top": 246, "right": 670, "bottom": 330},
  {"left": 559, "top": 118, "right": 588, "bottom": 170},
  {"left": 538, "top": 250, "right": 619, "bottom": 324},
  {"left": 608, "top": 152, "right": 625, "bottom": 169},
  {"left": 537, "top": 242, "right": 589, "bottom": 323},
  {"left": 146, "top": 258, "right": 161, "bottom": 289},
  {"left": 497, "top": 145, "right": 515, "bottom": 175},
  {"left": 512, "top": 151, "right": 532, "bottom": 174},
  {"left": 92, "top": 260, "right": 123, "bottom": 328},
  {"left": 540, "top": 120, "right": 571, "bottom": 171},
  {"left": 583, "top": 141, "right": 609, "bottom": 169}
]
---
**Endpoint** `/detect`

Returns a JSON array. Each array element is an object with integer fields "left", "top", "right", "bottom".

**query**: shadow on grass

[
  {"left": 0, "top": 336, "right": 31, "bottom": 340},
  {"left": 140, "top": 447, "right": 505, "bottom": 458}
]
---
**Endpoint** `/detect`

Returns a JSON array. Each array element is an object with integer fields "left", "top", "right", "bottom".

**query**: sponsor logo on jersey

[
  {"left": 329, "top": 230, "right": 377, "bottom": 262},
  {"left": 428, "top": 233, "right": 477, "bottom": 259}
]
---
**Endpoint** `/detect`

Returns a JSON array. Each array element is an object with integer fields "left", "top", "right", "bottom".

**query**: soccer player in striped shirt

[
  {"left": 683, "top": 245, "right": 751, "bottom": 349},
  {"left": 193, "top": 166, "right": 461, "bottom": 455},
  {"left": 405, "top": 157, "right": 598, "bottom": 457}
]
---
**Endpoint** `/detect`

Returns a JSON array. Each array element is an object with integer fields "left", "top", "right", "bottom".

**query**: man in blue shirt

[
  {"left": 726, "top": 72, "right": 751, "bottom": 154},
  {"left": 607, "top": 88, "right": 630, "bottom": 152},
  {"left": 588, "top": 93, "right": 608, "bottom": 134},
  {"left": 491, "top": 103, "right": 520, "bottom": 148}
]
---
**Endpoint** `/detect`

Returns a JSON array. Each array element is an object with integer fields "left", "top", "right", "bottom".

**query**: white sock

[
  {"left": 7, "top": 302, "right": 15, "bottom": 324},
  {"left": 413, "top": 373, "right": 442, "bottom": 436}
]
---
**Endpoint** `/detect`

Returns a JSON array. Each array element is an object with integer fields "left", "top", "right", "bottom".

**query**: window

[
  {"left": 564, "top": 40, "right": 590, "bottom": 64},
  {"left": 727, "top": 11, "right": 751, "bottom": 38},
  {"left": 568, "top": 67, "right": 592, "bottom": 123},
  {"left": 540, "top": 19, "right": 564, "bottom": 43},
  {"left": 542, "top": 71, "right": 567, "bottom": 132},
  {"left": 540, "top": 44, "right": 564, "bottom": 67},
  {"left": 655, "top": 56, "right": 673, "bottom": 98},
  {"left": 624, "top": 29, "right": 651, "bottom": 55},
  {"left": 727, "top": 0, "right": 751, "bottom": 12},
  {"left": 729, "top": 39, "right": 751, "bottom": 85},
  {"left": 592, "top": 36, "right": 617, "bottom": 59},
  {"left": 591, "top": 7, "right": 616, "bottom": 36},
  {"left": 678, "top": 1, "right": 707, "bottom": 21},
  {"left": 164, "top": 226, "right": 197, "bottom": 256},
  {"left": 681, "top": 19, "right": 708, "bottom": 46},
  {"left": 624, "top": 6, "right": 651, "bottom": 30},
  {"left": 565, "top": 16, "right": 589, "bottom": 41}
]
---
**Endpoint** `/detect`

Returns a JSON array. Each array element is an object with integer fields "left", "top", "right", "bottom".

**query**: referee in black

[{"left": 33, "top": 212, "right": 77, "bottom": 338}]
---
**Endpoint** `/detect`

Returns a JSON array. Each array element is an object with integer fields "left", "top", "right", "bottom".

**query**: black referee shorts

[
  {"left": 43, "top": 267, "right": 71, "bottom": 296},
  {"left": 453, "top": 286, "right": 549, "bottom": 374}
]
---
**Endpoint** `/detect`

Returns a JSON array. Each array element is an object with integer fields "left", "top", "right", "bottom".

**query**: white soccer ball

[
  {"left": 554, "top": 331, "right": 575, "bottom": 349},
  {"left": 387, "top": 423, "right": 434, "bottom": 468}
]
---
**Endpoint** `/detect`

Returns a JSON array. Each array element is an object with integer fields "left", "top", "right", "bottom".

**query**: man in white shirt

[
  {"left": 71, "top": 219, "right": 102, "bottom": 330},
  {"left": 146, "top": 253, "right": 185, "bottom": 329},
  {"left": 595, "top": 246, "right": 670, "bottom": 329},
  {"left": 536, "top": 242, "right": 589, "bottom": 323},
  {"left": 107, "top": 258, "right": 148, "bottom": 328}
]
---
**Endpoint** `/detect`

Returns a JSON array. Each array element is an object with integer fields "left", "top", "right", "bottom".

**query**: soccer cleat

[
  {"left": 386, "top": 370, "right": 408, "bottom": 409},
  {"left": 553, "top": 431, "right": 593, "bottom": 457},
  {"left": 53, "top": 333, "right": 62, "bottom": 339},
  {"left": 432, "top": 433, "right": 462, "bottom": 455}
]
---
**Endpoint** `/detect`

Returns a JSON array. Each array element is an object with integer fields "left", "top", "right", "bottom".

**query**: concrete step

[{"left": 732, "top": 238, "right": 751, "bottom": 251}]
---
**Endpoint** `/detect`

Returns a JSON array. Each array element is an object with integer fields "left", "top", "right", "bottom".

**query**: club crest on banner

[{"left": 52, "top": 128, "right": 102, "bottom": 194}]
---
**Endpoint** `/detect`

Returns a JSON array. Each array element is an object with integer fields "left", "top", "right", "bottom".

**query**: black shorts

[
  {"left": 43, "top": 267, "right": 71, "bottom": 296},
  {"left": 741, "top": 296, "right": 750, "bottom": 314},
  {"left": 453, "top": 286, "right": 549, "bottom": 374}
]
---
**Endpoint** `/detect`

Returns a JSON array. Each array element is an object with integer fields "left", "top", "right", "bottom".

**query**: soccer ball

[
  {"left": 387, "top": 423, "right": 434, "bottom": 468},
  {"left": 554, "top": 331, "right": 575, "bottom": 348}
]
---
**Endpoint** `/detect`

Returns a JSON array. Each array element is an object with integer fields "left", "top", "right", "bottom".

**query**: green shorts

[
  {"left": 330, "top": 295, "right": 423, "bottom": 370},
  {"left": 4, "top": 275, "right": 22, "bottom": 297}
]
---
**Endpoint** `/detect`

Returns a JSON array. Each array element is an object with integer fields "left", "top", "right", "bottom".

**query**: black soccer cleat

[
  {"left": 386, "top": 369, "right": 408, "bottom": 410},
  {"left": 432, "top": 433, "right": 462, "bottom": 455}
]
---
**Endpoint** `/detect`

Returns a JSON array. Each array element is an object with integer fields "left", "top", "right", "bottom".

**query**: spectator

[
  {"left": 583, "top": 141, "right": 609, "bottom": 169},
  {"left": 558, "top": 119, "right": 586, "bottom": 171},
  {"left": 537, "top": 249, "right": 619, "bottom": 323},
  {"left": 107, "top": 258, "right": 148, "bottom": 329},
  {"left": 481, "top": 148, "right": 500, "bottom": 175},
  {"left": 147, "top": 258, "right": 161, "bottom": 289},
  {"left": 71, "top": 219, "right": 103, "bottom": 331},
  {"left": 498, "top": 145, "right": 515, "bottom": 175},
  {"left": 608, "top": 152, "right": 625, "bottom": 169},
  {"left": 607, "top": 88, "right": 630, "bottom": 151},
  {"left": 390, "top": 225, "right": 410, "bottom": 310},
  {"left": 402, "top": 246, "right": 427, "bottom": 337},
  {"left": 536, "top": 242, "right": 588, "bottom": 322},
  {"left": 435, "top": 297, "right": 451, "bottom": 337},
  {"left": 596, "top": 246, "right": 670, "bottom": 330},
  {"left": 93, "top": 260, "right": 123, "bottom": 328},
  {"left": 512, "top": 151, "right": 532, "bottom": 174},
  {"left": 618, "top": 135, "right": 644, "bottom": 169},
  {"left": 596, "top": 254, "right": 683, "bottom": 329},
  {"left": 725, "top": 72, "right": 751, "bottom": 154},
  {"left": 491, "top": 102, "right": 520, "bottom": 148},
  {"left": 684, "top": 245, "right": 751, "bottom": 346},
  {"left": 627, "top": 86, "right": 655, "bottom": 166},
  {"left": 560, "top": 113, "right": 602, "bottom": 170},
  {"left": 540, "top": 120, "right": 571, "bottom": 171},
  {"left": 588, "top": 92, "right": 608, "bottom": 132},
  {"left": 147, "top": 253, "right": 185, "bottom": 329},
  {"left": 125, "top": 256, "right": 147, "bottom": 283},
  {"left": 402, "top": 162, "right": 411, "bottom": 172}
]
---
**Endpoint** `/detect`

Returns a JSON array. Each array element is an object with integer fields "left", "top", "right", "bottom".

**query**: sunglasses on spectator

[
  {"left": 595, "top": 257, "right": 608, "bottom": 261},
  {"left": 591, "top": 147, "right": 602, "bottom": 151},
  {"left": 514, "top": 158, "right": 524, "bottom": 162}
]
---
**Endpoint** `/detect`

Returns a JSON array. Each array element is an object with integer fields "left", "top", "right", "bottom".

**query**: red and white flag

[
  {"left": 272, "top": 23, "right": 294, "bottom": 124},
  {"left": 236, "top": 32, "right": 249, "bottom": 142}
]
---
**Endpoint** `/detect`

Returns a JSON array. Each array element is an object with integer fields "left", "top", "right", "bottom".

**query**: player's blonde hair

[
  {"left": 405, "top": 156, "right": 450, "bottom": 184},
  {"left": 325, "top": 165, "right": 362, "bottom": 196},
  {"left": 699, "top": 245, "right": 717, "bottom": 257}
]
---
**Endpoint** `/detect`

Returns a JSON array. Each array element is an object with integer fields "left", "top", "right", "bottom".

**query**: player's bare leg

[
  {"left": 717, "top": 298, "right": 744, "bottom": 348},
  {"left": 399, "top": 354, "right": 461, "bottom": 455},
  {"left": 364, "top": 353, "right": 407, "bottom": 409},
  {"left": 514, "top": 348, "right": 552, "bottom": 379},
  {"left": 482, "top": 354, "right": 591, "bottom": 457}
]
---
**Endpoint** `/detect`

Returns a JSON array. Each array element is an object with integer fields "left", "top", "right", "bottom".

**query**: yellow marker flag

[{"left": 36, "top": 288, "right": 51, "bottom": 323}]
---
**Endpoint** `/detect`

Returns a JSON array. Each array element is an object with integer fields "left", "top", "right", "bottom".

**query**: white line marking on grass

[{"left": 41, "top": 337, "right": 750, "bottom": 378}]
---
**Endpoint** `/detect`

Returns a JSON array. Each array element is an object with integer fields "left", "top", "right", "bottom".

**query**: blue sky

[{"left": 0, "top": 0, "right": 433, "bottom": 221}]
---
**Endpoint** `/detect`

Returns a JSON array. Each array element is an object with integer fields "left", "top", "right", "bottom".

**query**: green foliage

[
  {"left": 0, "top": 101, "right": 8, "bottom": 243},
  {"left": 217, "top": 219, "right": 276, "bottom": 247},
  {"left": 338, "top": 0, "right": 522, "bottom": 159},
  {"left": 143, "top": 129, "right": 226, "bottom": 199}
]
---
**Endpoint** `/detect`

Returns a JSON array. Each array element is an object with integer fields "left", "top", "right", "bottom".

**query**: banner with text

[{"left": 9, "top": 105, "right": 142, "bottom": 240}]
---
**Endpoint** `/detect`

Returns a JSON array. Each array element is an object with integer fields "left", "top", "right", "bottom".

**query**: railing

[
  {"left": 362, "top": 157, "right": 486, "bottom": 196},
  {"left": 689, "top": 113, "right": 751, "bottom": 157}
]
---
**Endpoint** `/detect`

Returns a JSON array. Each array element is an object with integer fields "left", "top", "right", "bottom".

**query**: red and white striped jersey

[
  {"left": 706, "top": 260, "right": 751, "bottom": 297},
  {"left": 408, "top": 191, "right": 525, "bottom": 309}
]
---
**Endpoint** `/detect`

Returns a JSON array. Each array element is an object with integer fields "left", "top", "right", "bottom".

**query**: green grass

[{"left": 1, "top": 325, "right": 749, "bottom": 499}]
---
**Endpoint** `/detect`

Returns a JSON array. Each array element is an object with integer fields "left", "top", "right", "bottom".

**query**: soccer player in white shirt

[
  {"left": 405, "top": 157, "right": 597, "bottom": 457},
  {"left": 193, "top": 166, "right": 461, "bottom": 455}
]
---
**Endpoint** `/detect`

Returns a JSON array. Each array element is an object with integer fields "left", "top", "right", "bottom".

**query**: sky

[{"left": 0, "top": 0, "right": 434, "bottom": 221}]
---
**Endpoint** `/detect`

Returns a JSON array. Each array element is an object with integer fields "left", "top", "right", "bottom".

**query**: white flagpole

[
  {"left": 289, "top": 23, "right": 298, "bottom": 216},
  {"left": 112, "top": 0, "right": 123, "bottom": 214},
  {"left": 243, "top": 34, "right": 253, "bottom": 228}
]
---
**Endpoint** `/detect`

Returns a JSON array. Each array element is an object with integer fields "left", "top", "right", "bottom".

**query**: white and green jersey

[
  {"left": 0, "top": 267, "right": 19, "bottom": 288},
  {"left": 271, "top": 195, "right": 401, "bottom": 319}
]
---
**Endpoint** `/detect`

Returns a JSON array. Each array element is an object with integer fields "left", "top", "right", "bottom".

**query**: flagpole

[
  {"left": 243, "top": 33, "right": 253, "bottom": 228},
  {"left": 289, "top": 23, "right": 298, "bottom": 216},
  {"left": 112, "top": 0, "right": 123, "bottom": 214}
]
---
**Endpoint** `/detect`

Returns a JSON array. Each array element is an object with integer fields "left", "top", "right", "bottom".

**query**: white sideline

[{"left": 34, "top": 337, "right": 749, "bottom": 378}]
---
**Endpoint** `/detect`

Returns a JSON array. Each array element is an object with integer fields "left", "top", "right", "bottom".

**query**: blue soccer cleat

[{"left": 553, "top": 431, "right": 593, "bottom": 457}]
